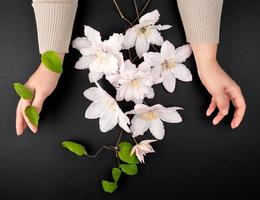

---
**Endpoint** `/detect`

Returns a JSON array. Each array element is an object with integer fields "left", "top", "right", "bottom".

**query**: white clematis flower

[
  {"left": 106, "top": 60, "right": 154, "bottom": 103},
  {"left": 123, "top": 10, "right": 171, "bottom": 58},
  {"left": 72, "top": 26, "right": 124, "bottom": 82},
  {"left": 83, "top": 81, "right": 130, "bottom": 133},
  {"left": 130, "top": 139, "right": 157, "bottom": 164},
  {"left": 144, "top": 40, "right": 192, "bottom": 93},
  {"left": 126, "top": 104, "right": 182, "bottom": 140}
]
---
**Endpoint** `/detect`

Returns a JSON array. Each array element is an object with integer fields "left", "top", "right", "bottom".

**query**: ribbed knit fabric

[
  {"left": 177, "top": 0, "right": 223, "bottom": 43},
  {"left": 32, "top": 0, "right": 78, "bottom": 54},
  {"left": 31, "top": 0, "right": 223, "bottom": 53}
]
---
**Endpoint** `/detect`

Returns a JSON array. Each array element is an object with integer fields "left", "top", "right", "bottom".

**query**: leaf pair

[
  {"left": 102, "top": 141, "right": 139, "bottom": 193},
  {"left": 13, "top": 83, "right": 39, "bottom": 127},
  {"left": 101, "top": 167, "right": 122, "bottom": 193}
]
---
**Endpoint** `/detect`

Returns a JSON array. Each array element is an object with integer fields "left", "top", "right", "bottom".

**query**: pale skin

[{"left": 15, "top": 44, "right": 246, "bottom": 135}]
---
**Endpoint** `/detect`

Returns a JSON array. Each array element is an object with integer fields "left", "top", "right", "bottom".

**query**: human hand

[
  {"left": 16, "top": 53, "right": 64, "bottom": 135},
  {"left": 191, "top": 43, "right": 246, "bottom": 129}
]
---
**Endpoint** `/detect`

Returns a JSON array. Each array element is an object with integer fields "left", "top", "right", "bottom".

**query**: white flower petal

[
  {"left": 83, "top": 87, "right": 101, "bottom": 101},
  {"left": 85, "top": 101, "right": 103, "bottom": 119},
  {"left": 123, "top": 27, "right": 138, "bottom": 49},
  {"left": 171, "top": 64, "right": 192, "bottom": 82},
  {"left": 151, "top": 65, "right": 163, "bottom": 84},
  {"left": 175, "top": 44, "right": 192, "bottom": 63},
  {"left": 161, "top": 40, "right": 176, "bottom": 60},
  {"left": 147, "top": 29, "right": 163, "bottom": 46},
  {"left": 143, "top": 86, "right": 155, "bottom": 99},
  {"left": 74, "top": 56, "right": 93, "bottom": 70},
  {"left": 135, "top": 34, "right": 150, "bottom": 58},
  {"left": 162, "top": 69, "right": 176, "bottom": 93},
  {"left": 139, "top": 10, "right": 160, "bottom": 26},
  {"left": 72, "top": 37, "right": 91, "bottom": 51},
  {"left": 103, "top": 33, "right": 124, "bottom": 53},
  {"left": 149, "top": 118, "right": 165, "bottom": 140},
  {"left": 143, "top": 52, "right": 163, "bottom": 67},
  {"left": 140, "top": 139, "right": 157, "bottom": 145},
  {"left": 118, "top": 110, "right": 130, "bottom": 132},
  {"left": 134, "top": 104, "right": 152, "bottom": 114},
  {"left": 130, "top": 115, "right": 149, "bottom": 137},
  {"left": 124, "top": 86, "right": 133, "bottom": 101},
  {"left": 138, "top": 61, "right": 151, "bottom": 72},
  {"left": 157, "top": 108, "right": 182, "bottom": 123},
  {"left": 155, "top": 24, "right": 172, "bottom": 31},
  {"left": 88, "top": 71, "right": 103, "bottom": 83},
  {"left": 84, "top": 26, "right": 102, "bottom": 45},
  {"left": 99, "top": 109, "right": 118, "bottom": 132}
]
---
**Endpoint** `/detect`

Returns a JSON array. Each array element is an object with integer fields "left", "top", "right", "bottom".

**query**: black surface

[{"left": 0, "top": 0, "right": 260, "bottom": 199}]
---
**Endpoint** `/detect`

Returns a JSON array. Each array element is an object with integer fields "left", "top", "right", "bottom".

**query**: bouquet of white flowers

[{"left": 62, "top": 4, "right": 192, "bottom": 193}]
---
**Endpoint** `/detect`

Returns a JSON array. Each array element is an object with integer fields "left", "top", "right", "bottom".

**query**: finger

[
  {"left": 212, "top": 111, "right": 225, "bottom": 125},
  {"left": 20, "top": 98, "right": 38, "bottom": 134},
  {"left": 215, "top": 94, "right": 230, "bottom": 116},
  {"left": 31, "top": 92, "right": 45, "bottom": 113},
  {"left": 206, "top": 98, "right": 217, "bottom": 116},
  {"left": 16, "top": 100, "right": 27, "bottom": 135},
  {"left": 228, "top": 87, "right": 246, "bottom": 128}
]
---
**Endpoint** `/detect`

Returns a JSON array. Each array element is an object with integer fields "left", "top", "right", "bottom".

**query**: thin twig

[
  {"left": 131, "top": 0, "right": 151, "bottom": 25},
  {"left": 86, "top": 145, "right": 116, "bottom": 158},
  {"left": 133, "top": 0, "right": 140, "bottom": 21},
  {"left": 151, "top": 44, "right": 159, "bottom": 52},
  {"left": 112, "top": 0, "right": 132, "bottom": 25},
  {"left": 132, "top": 55, "right": 138, "bottom": 62},
  {"left": 132, "top": 136, "right": 139, "bottom": 144}
]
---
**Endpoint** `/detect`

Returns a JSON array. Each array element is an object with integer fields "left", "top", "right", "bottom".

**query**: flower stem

[
  {"left": 133, "top": 0, "right": 140, "bottom": 21},
  {"left": 85, "top": 145, "right": 116, "bottom": 158},
  {"left": 131, "top": 0, "right": 151, "bottom": 25},
  {"left": 112, "top": 0, "right": 132, "bottom": 25}
]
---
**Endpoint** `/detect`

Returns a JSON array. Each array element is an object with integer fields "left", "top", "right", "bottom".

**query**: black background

[{"left": 0, "top": 0, "right": 260, "bottom": 199}]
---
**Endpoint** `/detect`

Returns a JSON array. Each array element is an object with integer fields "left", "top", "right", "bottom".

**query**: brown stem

[
  {"left": 151, "top": 44, "right": 159, "bottom": 52},
  {"left": 132, "top": 135, "right": 139, "bottom": 144},
  {"left": 133, "top": 0, "right": 140, "bottom": 21},
  {"left": 131, "top": 0, "right": 151, "bottom": 25},
  {"left": 112, "top": 0, "right": 132, "bottom": 25},
  {"left": 86, "top": 145, "right": 116, "bottom": 158}
]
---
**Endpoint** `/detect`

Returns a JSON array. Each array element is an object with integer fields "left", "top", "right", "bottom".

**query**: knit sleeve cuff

[
  {"left": 177, "top": 0, "right": 223, "bottom": 43},
  {"left": 32, "top": 0, "right": 78, "bottom": 54}
]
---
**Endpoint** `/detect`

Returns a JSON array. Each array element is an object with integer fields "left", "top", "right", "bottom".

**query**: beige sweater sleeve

[
  {"left": 177, "top": 0, "right": 224, "bottom": 43},
  {"left": 32, "top": 0, "right": 78, "bottom": 54}
]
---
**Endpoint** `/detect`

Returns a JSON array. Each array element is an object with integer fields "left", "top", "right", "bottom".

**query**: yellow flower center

[
  {"left": 141, "top": 111, "right": 158, "bottom": 120},
  {"left": 130, "top": 79, "right": 141, "bottom": 88},
  {"left": 162, "top": 59, "right": 176, "bottom": 69},
  {"left": 138, "top": 26, "right": 151, "bottom": 36},
  {"left": 105, "top": 99, "right": 117, "bottom": 111}
]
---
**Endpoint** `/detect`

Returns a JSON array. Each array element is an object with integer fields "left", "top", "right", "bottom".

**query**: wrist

[{"left": 190, "top": 43, "right": 218, "bottom": 69}]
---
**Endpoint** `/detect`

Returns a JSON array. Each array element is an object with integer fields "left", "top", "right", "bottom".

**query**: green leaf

[
  {"left": 101, "top": 180, "right": 117, "bottom": 193},
  {"left": 62, "top": 141, "right": 87, "bottom": 156},
  {"left": 13, "top": 83, "right": 33, "bottom": 100},
  {"left": 25, "top": 106, "right": 39, "bottom": 127},
  {"left": 41, "top": 51, "right": 63, "bottom": 73},
  {"left": 119, "top": 164, "right": 138, "bottom": 175},
  {"left": 112, "top": 168, "right": 121, "bottom": 183},
  {"left": 118, "top": 141, "right": 139, "bottom": 164}
]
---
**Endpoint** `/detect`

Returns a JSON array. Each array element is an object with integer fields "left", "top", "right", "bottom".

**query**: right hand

[{"left": 16, "top": 53, "right": 64, "bottom": 135}]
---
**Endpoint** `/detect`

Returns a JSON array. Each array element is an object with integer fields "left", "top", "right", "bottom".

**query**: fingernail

[
  {"left": 16, "top": 131, "right": 22, "bottom": 136},
  {"left": 231, "top": 122, "right": 237, "bottom": 129},
  {"left": 222, "top": 109, "right": 228, "bottom": 115},
  {"left": 213, "top": 119, "right": 217, "bottom": 125}
]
